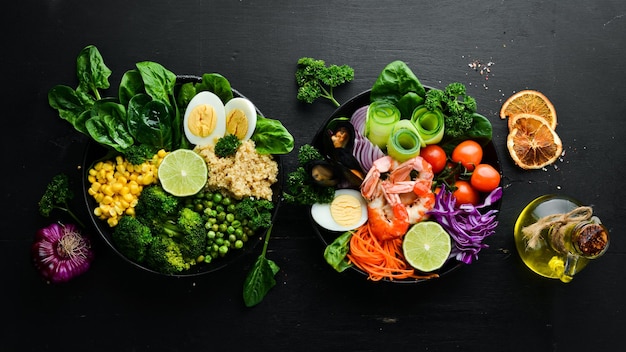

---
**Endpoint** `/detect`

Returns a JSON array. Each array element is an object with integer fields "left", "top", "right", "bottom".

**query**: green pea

[
  {"left": 221, "top": 197, "right": 231, "bottom": 207},
  {"left": 207, "top": 231, "right": 216, "bottom": 239},
  {"left": 218, "top": 245, "right": 229, "bottom": 256},
  {"left": 226, "top": 213, "right": 235, "bottom": 223},
  {"left": 234, "top": 240, "right": 244, "bottom": 249},
  {"left": 212, "top": 193, "right": 223, "bottom": 204},
  {"left": 227, "top": 204, "right": 236, "bottom": 213}
]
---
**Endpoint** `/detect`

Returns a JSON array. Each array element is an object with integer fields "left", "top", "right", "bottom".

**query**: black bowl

[
  {"left": 82, "top": 76, "right": 283, "bottom": 277},
  {"left": 310, "top": 89, "right": 502, "bottom": 283}
]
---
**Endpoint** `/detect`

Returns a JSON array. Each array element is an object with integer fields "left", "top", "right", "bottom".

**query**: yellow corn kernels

[{"left": 86, "top": 149, "right": 168, "bottom": 227}]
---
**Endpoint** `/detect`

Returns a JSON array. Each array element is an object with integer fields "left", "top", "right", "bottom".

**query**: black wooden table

[{"left": 5, "top": 1, "right": 625, "bottom": 351}]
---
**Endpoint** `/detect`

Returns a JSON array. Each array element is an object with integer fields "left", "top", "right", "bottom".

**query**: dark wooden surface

[{"left": 5, "top": 1, "right": 626, "bottom": 351}]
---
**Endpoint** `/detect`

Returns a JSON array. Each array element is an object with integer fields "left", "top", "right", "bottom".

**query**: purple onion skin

[{"left": 32, "top": 223, "right": 94, "bottom": 283}]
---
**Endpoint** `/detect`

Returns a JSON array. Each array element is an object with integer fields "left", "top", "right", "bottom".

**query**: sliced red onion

[{"left": 350, "top": 105, "right": 385, "bottom": 172}]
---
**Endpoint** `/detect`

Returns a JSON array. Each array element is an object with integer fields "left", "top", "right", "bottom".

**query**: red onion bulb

[{"left": 32, "top": 223, "right": 94, "bottom": 283}]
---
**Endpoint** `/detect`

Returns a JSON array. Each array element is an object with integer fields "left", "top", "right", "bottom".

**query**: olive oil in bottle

[{"left": 513, "top": 194, "right": 609, "bottom": 282}]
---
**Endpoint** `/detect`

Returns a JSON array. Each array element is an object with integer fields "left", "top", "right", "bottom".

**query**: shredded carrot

[{"left": 347, "top": 223, "right": 439, "bottom": 281}]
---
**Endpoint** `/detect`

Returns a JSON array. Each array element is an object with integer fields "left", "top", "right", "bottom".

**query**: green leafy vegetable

[
  {"left": 38, "top": 173, "right": 85, "bottom": 228},
  {"left": 370, "top": 60, "right": 425, "bottom": 105},
  {"left": 76, "top": 45, "right": 112, "bottom": 100},
  {"left": 323, "top": 231, "right": 353, "bottom": 272},
  {"left": 251, "top": 115, "right": 295, "bottom": 155},
  {"left": 243, "top": 224, "right": 280, "bottom": 307},
  {"left": 295, "top": 57, "right": 355, "bottom": 107}
]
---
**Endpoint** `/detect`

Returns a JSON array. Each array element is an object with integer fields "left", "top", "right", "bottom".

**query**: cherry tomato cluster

[{"left": 420, "top": 140, "right": 501, "bottom": 206}]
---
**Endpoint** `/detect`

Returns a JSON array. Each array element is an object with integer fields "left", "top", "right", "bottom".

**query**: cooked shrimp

[{"left": 361, "top": 155, "right": 436, "bottom": 239}]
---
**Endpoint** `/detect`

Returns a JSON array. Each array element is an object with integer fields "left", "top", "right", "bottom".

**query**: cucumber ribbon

[
  {"left": 365, "top": 101, "right": 401, "bottom": 149},
  {"left": 411, "top": 105, "right": 445, "bottom": 145}
]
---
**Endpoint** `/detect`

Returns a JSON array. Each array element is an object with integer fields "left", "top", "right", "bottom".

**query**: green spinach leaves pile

[{"left": 48, "top": 45, "right": 293, "bottom": 159}]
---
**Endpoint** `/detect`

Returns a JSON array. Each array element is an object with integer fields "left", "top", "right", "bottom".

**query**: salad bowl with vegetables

[
  {"left": 295, "top": 61, "right": 503, "bottom": 283},
  {"left": 49, "top": 45, "right": 293, "bottom": 278}
]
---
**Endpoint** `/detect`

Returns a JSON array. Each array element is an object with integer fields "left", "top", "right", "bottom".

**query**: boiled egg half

[
  {"left": 183, "top": 91, "right": 226, "bottom": 147},
  {"left": 224, "top": 97, "right": 257, "bottom": 141},
  {"left": 311, "top": 189, "right": 368, "bottom": 232}
]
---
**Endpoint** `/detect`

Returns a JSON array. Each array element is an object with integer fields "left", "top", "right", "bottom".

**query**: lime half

[
  {"left": 402, "top": 221, "right": 452, "bottom": 272},
  {"left": 158, "top": 149, "right": 208, "bottom": 197}
]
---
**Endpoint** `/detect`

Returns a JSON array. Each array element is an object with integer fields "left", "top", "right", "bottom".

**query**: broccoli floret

[
  {"left": 235, "top": 197, "right": 274, "bottom": 231},
  {"left": 112, "top": 215, "right": 154, "bottom": 263},
  {"left": 214, "top": 134, "right": 241, "bottom": 158},
  {"left": 129, "top": 184, "right": 207, "bottom": 271},
  {"left": 123, "top": 144, "right": 159, "bottom": 165},
  {"left": 145, "top": 235, "right": 190, "bottom": 274},
  {"left": 38, "top": 173, "right": 85, "bottom": 228},
  {"left": 176, "top": 207, "right": 208, "bottom": 259},
  {"left": 295, "top": 57, "right": 355, "bottom": 107},
  {"left": 135, "top": 184, "right": 180, "bottom": 228}
]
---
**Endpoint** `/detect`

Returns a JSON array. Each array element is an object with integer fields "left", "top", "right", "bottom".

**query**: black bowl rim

[
  {"left": 82, "top": 75, "right": 284, "bottom": 278},
  {"left": 310, "top": 88, "right": 503, "bottom": 284}
]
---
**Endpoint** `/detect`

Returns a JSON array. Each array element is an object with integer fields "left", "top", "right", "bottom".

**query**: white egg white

[
  {"left": 183, "top": 91, "right": 226, "bottom": 146},
  {"left": 224, "top": 97, "right": 257, "bottom": 140},
  {"left": 311, "top": 189, "right": 368, "bottom": 232}
]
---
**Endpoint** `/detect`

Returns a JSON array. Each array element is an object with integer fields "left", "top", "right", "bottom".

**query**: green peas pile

[{"left": 183, "top": 190, "right": 257, "bottom": 264}]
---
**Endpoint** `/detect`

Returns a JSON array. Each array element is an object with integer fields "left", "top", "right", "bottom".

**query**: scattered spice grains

[{"left": 468, "top": 59, "right": 495, "bottom": 80}]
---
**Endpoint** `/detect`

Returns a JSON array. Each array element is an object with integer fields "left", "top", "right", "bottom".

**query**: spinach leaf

[
  {"left": 76, "top": 45, "right": 112, "bottom": 100},
  {"left": 119, "top": 69, "right": 144, "bottom": 107},
  {"left": 251, "top": 116, "right": 294, "bottom": 155},
  {"left": 136, "top": 61, "right": 177, "bottom": 103},
  {"left": 86, "top": 100, "right": 133, "bottom": 152},
  {"left": 243, "top": 224, "right": 279, "bottom": 307},
  {"left": 396, "top": 91, "right": 425, "bottom": 119},
  {"left": 370, "top": 60, "right": 425, "bottom": 105},
  {"left": 48, "top": 85, "right": 93, "bottom": 134},
  {"left": 195, "top": 73, "right": 233, "bottom": 103},
  {"left": 176, "top": 82, "right": 197, "bottom": 110},
  {"left": 127, "top": 94, "right": 174, "bottom": 150},
  {"left": 323, "top": 231, "right": 353, "bottom": 272}
]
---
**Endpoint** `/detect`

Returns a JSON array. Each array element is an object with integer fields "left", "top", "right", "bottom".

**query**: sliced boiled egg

[
  {"left": 183, "top": 91, "right": 226, "bottom": 147},
  {"left": 311, "top": 189, "right": 368, "bottom": 232},
  {"left": 224, "top": 97, "right": 257, "bottom": 141}
]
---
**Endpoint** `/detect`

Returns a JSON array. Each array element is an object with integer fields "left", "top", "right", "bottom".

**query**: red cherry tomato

[
  {"left": 451, "top": 140, "right": 483, "bottom": 171},
  {"left": 470, "top": 164, "right": 501, "bottom": 193},
  {"left": 420, "top": 144, "right": 447, "bottom": 173},
  {"left": 453, "top": 180, "right": 479, "bottom": 205}
]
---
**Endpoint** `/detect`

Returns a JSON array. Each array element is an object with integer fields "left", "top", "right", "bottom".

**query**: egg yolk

[
  {"left": 226, "top": 109, "right": 249, "bottom": 139},
  {"left": 330, "top": 194, "right": 362, "bottom": 227},
  {"left": 188, "top": 104, "right": 217, "bottom": 137}
]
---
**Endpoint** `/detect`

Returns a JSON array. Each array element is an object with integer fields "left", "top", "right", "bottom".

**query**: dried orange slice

[
  {"left": 500, "top": 90, "right": 557, "bottom": 131},
  {"left": 506, "top": 113, "right": 562, "bottom": 169}
]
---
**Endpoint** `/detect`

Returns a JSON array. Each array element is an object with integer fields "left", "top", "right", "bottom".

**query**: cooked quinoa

[{"left": 194, "top": 140, "right": 278, "bottom": 200}]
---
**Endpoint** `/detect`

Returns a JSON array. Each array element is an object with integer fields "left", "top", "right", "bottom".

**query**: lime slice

[
  {"left": 402, "top": 221, "right": 452, "bottom": 272},
  {"left": 158, "top": 149, "right": 208, "bottom": 197}
]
